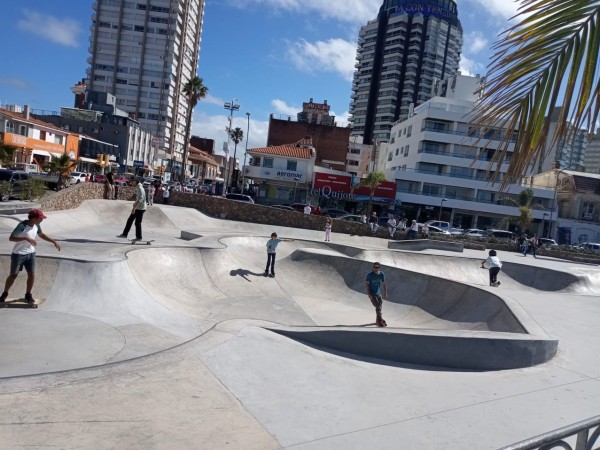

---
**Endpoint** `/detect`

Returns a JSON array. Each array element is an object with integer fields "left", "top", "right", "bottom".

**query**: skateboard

[
  {"left": 1, "top": 297, "right": 46, "bottom": 309},
  {"left": 130, "top": 239, "right": 155, "bottom": 245}
]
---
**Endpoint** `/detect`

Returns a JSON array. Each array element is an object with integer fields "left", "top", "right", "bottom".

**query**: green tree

[
  {"left": 181, "top": 76, "right": 208, "bottom": 181},
  {"left": 227, "top": 127, "right": 244, "bottom": 189},
  {"left": 0, "top": 143, "right": 16, "bottom": 166},
  {"left": 360, "top": 171, "right": 387, "bottom": 215},
  {"left": 503, "top": 188, "right": 535, "bottom": 232},
  {"left": 472, "top": 1, "right": 600, "bottom": 186},
  {"left": 45, "top": 152, "right": 78, "bottom": 190}
]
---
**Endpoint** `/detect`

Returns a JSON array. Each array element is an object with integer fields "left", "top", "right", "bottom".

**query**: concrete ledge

[
  {"left": 388, "top": 239, "right": 464, "bottom": 252},
  {"left": 181, "top": 230, "right": 202, "bottom": 241},
  {"left": 268, "top": 326, "right": 558, "bottom": 371}
]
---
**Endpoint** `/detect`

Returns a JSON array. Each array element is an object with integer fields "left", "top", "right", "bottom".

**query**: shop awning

[
  {"left": 32, "top": 150, "right": 53, "bottom": 158},
  {"left": 79, "top": 157, "right": 97, "bottom": 163}
]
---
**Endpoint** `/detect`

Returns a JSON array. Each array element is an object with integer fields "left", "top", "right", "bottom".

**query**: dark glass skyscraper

[{"left": 349, "top": 0, "right": 463, "bottom": 144}]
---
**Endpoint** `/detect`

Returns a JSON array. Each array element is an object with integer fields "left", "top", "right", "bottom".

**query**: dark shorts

[{"left": 10, "top": 252, "right": 36, "bottom": 274}]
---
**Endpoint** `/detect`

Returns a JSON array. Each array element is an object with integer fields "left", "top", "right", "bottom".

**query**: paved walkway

[{"left": 1, "top": 200, "right": 599, "bottom": 449}]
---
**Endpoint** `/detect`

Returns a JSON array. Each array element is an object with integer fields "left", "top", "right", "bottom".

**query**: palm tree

[
  {"left": 227, "top": 126, "right": 244, "bottom": 190},
  {"left": 181, "top": 76, "right": 208, "bottom": 181},
  {"left": 45, "top": 152, "right": 78, "bottom": 189},
  {"left": 471, "top": 1, "right": 600, "bottom": 187},
  {"left": 501, "top": 188, "right": 535, "bottom": 232},
  {"left": 360, "top": 171, "right": 387, "bottom": 215},
  {"left": 0, "top": 143, "right": 16, "bottom": 166}
]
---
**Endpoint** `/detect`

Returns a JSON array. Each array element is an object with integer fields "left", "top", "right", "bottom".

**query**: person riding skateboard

[
  {"left": 117, "top": 178, "right": 147, "bottom": 242},
  {"left": 0, "top": 209, "right": 61, "bottom": 306},
  {"left": 265, "top": 232, "right": 293, "bottom": 277},
  {"left": 366, "top": 261, "right": 387, "bottom": 327}
]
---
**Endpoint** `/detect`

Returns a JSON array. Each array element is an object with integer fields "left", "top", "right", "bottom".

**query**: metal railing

[{"left": 498, "top": 415, "right": 600, "bottom": 450}]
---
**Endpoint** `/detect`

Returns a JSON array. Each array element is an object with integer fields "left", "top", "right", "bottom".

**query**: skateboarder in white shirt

[{"left": 0, "top": 209, "right": 61, "bottom": 306}]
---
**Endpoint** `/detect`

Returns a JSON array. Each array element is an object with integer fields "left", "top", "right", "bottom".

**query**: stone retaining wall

[{"left": 37, "top": 185, "right": 600, "bottom": 264}]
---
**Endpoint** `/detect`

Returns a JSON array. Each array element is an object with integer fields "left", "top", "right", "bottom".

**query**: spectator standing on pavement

[
  {"left": 105, "top": 170, "right": 115, "bottom": 200},
  {"left": 408, "top": 219, "right": 419, "bottom": 239},
  {"left": 303, "top": 204, "right": 311, "bottom": 215},
  {"left": 369, "top": 212, "right": 379, "bottom": 233},
  {"left": 324, "top": 216, "right": 333, "bottom": 241},
  {"left": 520, "top": 232, "right": 530, "bottom": 256},
  {"left": 481, "top": 249, "right": 503, "bottom": 287},
  {"left": 162, "top": 186, "right": 170, "bottom": 205},
  {"left": 360, "top": 211, "right": 367, "bottom": 224},
  {"left": 387, "top": 216, "right": 397, "bottom": 237},
  {"left": 116, "top": 179, "right": 147, "bottom": 242},
  {"left": 0, "top": 209, "right": 61, "bottom": 306},
  {"left": 148, "top": 183, "right": 155, "bottom": 206},
  {"left": 528, "top": 233, "right": 539, "bottom": 258}
]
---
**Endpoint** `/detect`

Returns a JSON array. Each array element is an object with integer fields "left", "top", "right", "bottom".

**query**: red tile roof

[
  {"left": 250, "top": 137, "right": 315, "bottom": 159},
  {"left": 188, "top": 146, "right": 219, "bottom": 165}
]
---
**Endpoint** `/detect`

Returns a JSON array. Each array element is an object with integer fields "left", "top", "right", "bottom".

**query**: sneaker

[
  {"left": 270, "top": 272, "right": 275, "bottom": 278},
  {"left": 264, "top": 270, "right": 269, "bottom": 277},
  {"left": 116, "top": 234, "right": 127, "bottom": 238},
  {"left": 24, "top": 293, "right": 34, "bottom": 303},
  {"left": 496, "top": 281, "right": 501, "bottom": 286},
  {"left": 132, "top": 238, "right": 141, "bottom": 241},
  {"left": 0, "top": 291, "right": 7, "bottom": 306}
]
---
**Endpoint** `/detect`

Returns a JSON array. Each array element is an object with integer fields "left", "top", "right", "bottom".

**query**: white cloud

[
  {"left": 17, "top": 10, "right": 81, "bottom": 47},
  {"left": 465, "top": 31, "right": 489, "bottom": 54},
  {"left": 237, "top": 0, "right": 379, "bottom": 24},
  {"left": 459, "top": 55, "right": 486, "bottom": 77},
  {"left": 460, "top": 0, "right": 519, "bottom": 21},
  {"left": 201, "top": 93, "right": 226, "bottom": 107},
  {"left": 191, "top": 112, "right": 269, "bottom": 155},
  {"left": 0, "top": 77, "right": 34, "bottom": 90},
  {"left": 271, "top": 99, "right": 300, "bottom": 116},
  {"left": 287, "top": 38, "right": 357, "bottom": 81}
]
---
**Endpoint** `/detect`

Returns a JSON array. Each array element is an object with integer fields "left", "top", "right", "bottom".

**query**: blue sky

[{"left": 0, "top": 0, "right": 521, "bottom": 154}]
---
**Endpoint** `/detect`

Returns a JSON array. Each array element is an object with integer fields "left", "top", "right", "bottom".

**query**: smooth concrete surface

[{"left": 0, "top": 199, "right": 599, "bottom": 449}]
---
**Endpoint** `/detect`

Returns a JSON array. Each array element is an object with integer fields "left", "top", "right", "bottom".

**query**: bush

[
  {"left": 20, "top": 178, "right": 47, "bottom": 201},
  {"left": 0, "top": 181, "right": 12, "bottom": 201}
]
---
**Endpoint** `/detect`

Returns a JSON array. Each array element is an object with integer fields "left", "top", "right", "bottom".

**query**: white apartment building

[
  {"left": 380, "top": 74, "right": 556, "bottom": 232},
  {"left": 87, "top": 0, "right": 205, "bottom": 173},
  {"left": 347, "top": 139, "right": 372, "bottom": 178}
]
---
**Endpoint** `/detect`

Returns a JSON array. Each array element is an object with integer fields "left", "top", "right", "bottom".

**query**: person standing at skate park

[
  {"left": 481, "top": 249, "right": 503, "bottom": 287},
  {"left": 0, "top": 209, "right": 61, "bottom": 306},
  {"left": 324, "top": 216, "right": 332, "bottom": 241},
  {"left": 369, "top": 212, "right": 379, "bottom": 233},
  {"left": 117, "top": 178, "right": 147, "bottom": 242},
  {"left": 365, "top": 262, "right": 387, "bottom": 327},
  {"left": 105, "top": 170, "right": 115, "bottom": 200},
  {"left": 264, "top": 232, "right": 293, "bottom": 277}
]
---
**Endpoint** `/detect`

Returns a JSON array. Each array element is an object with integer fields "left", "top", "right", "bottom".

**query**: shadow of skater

[{"left": 229, "top": 268, "right": 265, "bottom": 281}]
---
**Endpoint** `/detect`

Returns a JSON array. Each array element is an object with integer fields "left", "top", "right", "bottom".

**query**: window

[
  {"left": 263, "top": 158, "right": 273, "bottom": 168},
  {"left": 251, "top": 157, "right": 260, "bottom": 167},
  {"left": 286, "top": 160, "right": 297, "bottom": 171},
  {"left": 583, "top": 202, "right": 594, "bottom": 219},
  {"left": 19, "top": 125, "right": 27, "bottom": 136},
  {"left": 404, "top": 145, "right": 409, "bottom": 156}
]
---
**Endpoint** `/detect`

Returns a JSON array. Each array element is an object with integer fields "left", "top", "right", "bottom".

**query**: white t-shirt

[
  {"left": 303, "top": 205, "right": 311, "bottom": 214},
  {"left": 486, "top": 256, "right": 502, "bottom": 268},
  {"left": 11, "top": 220, "right": 41, "bottom": 255}
]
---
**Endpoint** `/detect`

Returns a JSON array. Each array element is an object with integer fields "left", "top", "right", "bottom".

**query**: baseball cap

[{"left": 28, "top": 208, "right": 47, "bottom": 219}]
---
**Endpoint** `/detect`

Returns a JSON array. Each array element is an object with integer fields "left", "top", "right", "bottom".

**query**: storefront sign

[
  {"left": 310, "top": 186, "right": 357, "bottom": 200},
  {"left": 314, "top": 173, "right": 352, "bottom": 193},
  {"left": 2, "top": 132, "right": 65, "bottom": 154}
]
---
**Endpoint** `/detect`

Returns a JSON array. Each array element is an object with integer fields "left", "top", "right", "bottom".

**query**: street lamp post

[
  {"left": 223, "top": 98, "right": 239, "bottom": 194},
  {"left": 240, "top": 112, "right": 251, "bottom": 195},
  {"left": 438, "top": 198, "right": 447, "bottom": 221},
  {"left": 293, "top": 176, "right": 300, "bottom": 202}
]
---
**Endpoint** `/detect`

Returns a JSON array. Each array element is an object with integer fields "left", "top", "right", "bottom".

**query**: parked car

[
  {"left": 92, "top": 173, "right": 106, "bottom": 183},
  {"left": 271, "top": 204, "right": 296, "bottom": 211},
  {"left": 322, "top": 208, "right": 349, "bottom": 218},
  {"left": 483, "top": 229, "right": 517, "bottom": 241},
  {"left": 69, "top": 172, "right": 87, "bottom": 184},
  {"left": 337, "top": 214, "right": 364, "bottom": 223},
  {"left": 425, "top": 220, "right": 451, "bottom": 231},
  {"left": 538, "top": 238, "right": 558, "bottom": 247},
  {"left": 0, "top": 169, "right": 30, "bottom": 201},
  {"left": 462, "top": 228, "right": 486, "bottom": 239},
  {"left": 225, "top": 193, "right": 254, "bottom": 203},
  {"left": 425, "top": 225, "right": 451, "bottom": 236},
  {"left": 581, "top": 242, "right": 600, "bottom": 253}
]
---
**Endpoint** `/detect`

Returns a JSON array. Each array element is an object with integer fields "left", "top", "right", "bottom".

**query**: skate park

[{"left": 1, "top": 199, "right": 599, "bottom": 449}]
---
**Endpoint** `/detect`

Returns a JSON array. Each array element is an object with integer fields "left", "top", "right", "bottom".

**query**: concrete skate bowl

[
  {"left": 359, "top": 249, "right": 600, "bottom": 294},
  {"left": 0, "top": 254, "right": 202, "bottom": 378},
  {"left": 184, "top": 237, "right": 557, "bottom": 371}
]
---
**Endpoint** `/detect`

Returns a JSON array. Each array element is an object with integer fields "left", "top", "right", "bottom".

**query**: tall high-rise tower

[
  {"left": 87, "top": 0, "right": 205, "bottom": 170},
  {"left": 349, "top": 0, "right": 463, "bottom": 144}
]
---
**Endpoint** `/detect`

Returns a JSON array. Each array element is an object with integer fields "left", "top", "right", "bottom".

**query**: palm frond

[{"left": 472, "top": 0, "right": 600, "bottom": 188}]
